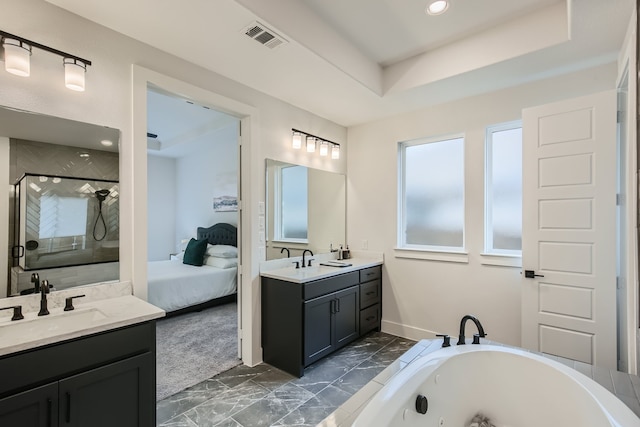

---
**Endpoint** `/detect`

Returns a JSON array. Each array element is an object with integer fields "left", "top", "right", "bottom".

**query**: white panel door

[{"left": 522, "top": 90, "right": 617, "bottom": 369}]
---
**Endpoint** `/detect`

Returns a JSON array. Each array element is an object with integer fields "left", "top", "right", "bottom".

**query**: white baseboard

[{"left": 381, "top": 319, "right": 440, "bottom": 342}]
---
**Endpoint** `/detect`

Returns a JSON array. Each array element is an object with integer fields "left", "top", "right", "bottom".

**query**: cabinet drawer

[
  {"left": 359, "top": 266, "right": 381, "bottom": 283},
  {"left": 360, "top": 304, "right": 380, "bottom": 335},
  {"left": 360, "top": 279, "right": 380, "bottom": 309},
  {"left": 304, "top": 271, "right": 359, "bottom": 300},
  {"left": 0, "top": 321, "right": 155, "bottom": 397}
]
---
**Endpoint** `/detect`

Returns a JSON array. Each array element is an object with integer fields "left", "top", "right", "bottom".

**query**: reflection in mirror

[
  {"left": 0, "top": 105, "right": 120, "bottom": 297},
  {"left": 15, "top": 174, "right": 119, "bottom": 270},
  {"left": 265, "top": 159, "right": 345, "bottom": 260}
]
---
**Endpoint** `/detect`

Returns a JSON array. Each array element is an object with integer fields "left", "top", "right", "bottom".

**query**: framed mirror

[
  {"left": 265, "top": 159, "right": 345, "bottom": 260},
  {"left": 0, "top": 105, "right": 120, "bottom": 296}
]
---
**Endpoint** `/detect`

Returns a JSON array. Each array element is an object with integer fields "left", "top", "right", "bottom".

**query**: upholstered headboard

[{"left": 197, "top": 223, "right": 237, "bottom": 247}]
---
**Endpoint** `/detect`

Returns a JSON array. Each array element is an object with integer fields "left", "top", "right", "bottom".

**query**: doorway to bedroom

[{"left": 145, "top": 85, "right": 242, "bottom": 400}]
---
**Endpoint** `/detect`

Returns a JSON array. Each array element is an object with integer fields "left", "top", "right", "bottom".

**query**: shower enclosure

[{"left": 13, "top": 174, "right": 119, "bottom": 270}]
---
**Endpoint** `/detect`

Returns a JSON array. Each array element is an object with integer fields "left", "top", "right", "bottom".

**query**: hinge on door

[
  {"left": 617, "top": 110, "right": 622, "bottom": 123},
  {"left": 617, "top": 276, "right": 624, "bottom": 289},
  {"left": 237, "top": 199, "right": 242, "bottom": 210},
  {"left": 616, "top": 194, "right": 621, "bottom": 205}
]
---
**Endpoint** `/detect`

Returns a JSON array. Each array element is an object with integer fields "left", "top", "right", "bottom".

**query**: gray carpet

[{"left": 156, "top": 301, "right": 241, "bottom": 400}]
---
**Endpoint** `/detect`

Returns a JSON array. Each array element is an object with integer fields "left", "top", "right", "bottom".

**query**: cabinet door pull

[
  {"left": 336, "top": 298, "right": 340, "bottom": 313},
  {"left": 366, "top": 291, "right": 375, "bottom": 296},
  {"left": 366, "top": 315, "right": 376, "bottom": 321},
  {"left": 66, "top": 392, "right": 72, "bottom": 423},
  {"left": 47, "top": 398, "right": 52, "bottom": 427},
  {"left": 330, "top": 299, "right": 335, "bottom": 314}
]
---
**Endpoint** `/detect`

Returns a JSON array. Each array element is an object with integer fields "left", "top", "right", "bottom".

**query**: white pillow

[
  {"left": 204, "top": 256, "right": 238, "bottom": 269},
  {"left": 206, "top": 244, "right": 238, "bottom": 258}
]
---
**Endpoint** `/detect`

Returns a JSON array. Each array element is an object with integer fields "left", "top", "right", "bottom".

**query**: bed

[{"left": 148, "top": 223, "right": 238, "bottom": 316}]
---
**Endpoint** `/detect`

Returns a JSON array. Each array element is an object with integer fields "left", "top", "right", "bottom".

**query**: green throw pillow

[{"left": 182, "top": 238, "right": 208, "bottom": 266}]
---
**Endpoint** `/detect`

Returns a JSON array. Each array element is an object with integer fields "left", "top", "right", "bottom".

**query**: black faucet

[
  {"left": 301, "top": 249, "right": 314, "bottom": 268},
  {"left": 280, "top": 247, "right": 290, "bottom": 258},
  {"left": 31, "top": 272, "right": 40, "bottom": 293},
  {"left": 38, "top": 280, "right": 50, "bottom": 316},
  {"left": 0, "top": 305, "right": 24, "bottom": 321},
  {"left": 457, "top": 314, "right": 486, "bottom": 345}
]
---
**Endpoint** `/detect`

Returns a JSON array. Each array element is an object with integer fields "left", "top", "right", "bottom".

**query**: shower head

[{"left": 95, "top": 189, "right": 110, "bottom": 202}]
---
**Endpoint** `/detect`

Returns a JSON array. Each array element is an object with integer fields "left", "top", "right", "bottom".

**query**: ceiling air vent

[{"left": 243, "top": 21, "right": 287, "bottom": 50}]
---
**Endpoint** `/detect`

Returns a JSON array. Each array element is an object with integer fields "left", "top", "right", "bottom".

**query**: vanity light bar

[
  {"left": 291, "top": 128, "right": 340, "bottom": 160},
  {"left": 0, "top": 30, "right": 91, "bottom": 91}
]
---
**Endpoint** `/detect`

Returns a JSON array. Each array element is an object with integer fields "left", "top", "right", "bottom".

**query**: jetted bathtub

[{"left": 352, "top": 344, "right": 640, "bottom": 427}]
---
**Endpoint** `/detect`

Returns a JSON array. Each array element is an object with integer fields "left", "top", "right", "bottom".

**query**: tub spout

[{"left": 457, "top": 314, "right": 486, "bottom": 345}]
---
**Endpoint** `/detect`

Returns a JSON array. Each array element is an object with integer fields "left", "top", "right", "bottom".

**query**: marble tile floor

[{"left": 156, "top": 332, "right": 415, "bottom": 427}]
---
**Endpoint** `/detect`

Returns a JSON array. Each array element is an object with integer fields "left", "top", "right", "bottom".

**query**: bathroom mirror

[
  {"left": 0, "top": 105, "right": 120, "bottom": 296},
  {"left": 265, "top": 159, "right": 346, "bottom": 260}
]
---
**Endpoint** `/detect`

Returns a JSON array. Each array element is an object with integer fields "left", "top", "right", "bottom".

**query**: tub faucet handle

[{"left": 436, "top": 334, "right": 451, "bottom": 347}]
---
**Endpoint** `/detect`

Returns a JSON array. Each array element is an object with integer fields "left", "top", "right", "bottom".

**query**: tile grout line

[{"left": 265, "top": 336, "right": 407, "bottom": 427}]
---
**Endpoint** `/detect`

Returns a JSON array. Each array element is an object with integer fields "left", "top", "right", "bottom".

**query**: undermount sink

[{"left": 0, "top": 308, "right": 107, "bottom": 337}]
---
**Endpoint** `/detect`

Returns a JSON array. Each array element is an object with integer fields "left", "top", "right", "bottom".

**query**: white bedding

[{"left": 147, "top": 259, "right": 237, "bottom": 312}]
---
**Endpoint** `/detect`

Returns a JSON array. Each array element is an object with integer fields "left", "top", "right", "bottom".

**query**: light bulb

[
  {"left": 3, "top": 38, "right": 31, "bottom": 77},
  {"left": 319, "top": 141, "right": 329, "bottom": 156},
  {"left": 331, "top": 145, "right": 340, "bottom": 160},
  {"left": 64, "top": 58, "right": 86, "bottom": 92},
  {"left": 292, "top": 132, "right": 302, "bottom": 149},
  {"left": 306, "top": 136, "right": 316, "bottom": 153},
  {"left": 426, "top": 0, "right": 449, "bottom": 15}
]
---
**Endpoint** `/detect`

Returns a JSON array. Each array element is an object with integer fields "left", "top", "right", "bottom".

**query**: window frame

[
  {"left": 397, "top": 133, "right": 467, "bottom": 257},
  {"left": 483, "top": 120, "right": 523, "bottom": 262}
]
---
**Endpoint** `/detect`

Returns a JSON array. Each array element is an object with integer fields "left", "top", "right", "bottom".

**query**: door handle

[
  {"left": 66, "top": 392, "right": 71, "bottom": 423},
  {"left": 524, "top": 270, "right": 544, "bottom": 278}
]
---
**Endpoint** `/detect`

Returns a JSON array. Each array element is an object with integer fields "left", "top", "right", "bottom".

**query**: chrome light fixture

[
  {"left": 291, "top": 128, "right": 341, "bottom": 161},
  {"left": 0, "top": 30, "right": 91, "bottom": 91}
]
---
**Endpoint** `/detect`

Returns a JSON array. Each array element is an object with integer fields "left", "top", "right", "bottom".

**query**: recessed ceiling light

[
  {"left": 100, "top": 139, "right": 113, "bottom": 147},
  {"left": 79, "top": 152, "right": 90, "bottom": 158},
  {"left": 426, "top": 0, "right": 449, "bottom": 15}
]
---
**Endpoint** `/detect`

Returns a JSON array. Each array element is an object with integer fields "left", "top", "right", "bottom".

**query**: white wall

[
  {"left": 1, "top": 0, "right": 347, "bottom": 365},
  {"left": 147, "top": 155, "right": 177, "bottom": 261},
  {"left": 175, "top": 122, "right": 239, "bottom": 240},
  {"left": 347, "top": 63, "right": 618, "bottom": 346},
  {"left": 0, "top": 138, "right": 9, "bottom": 298}
]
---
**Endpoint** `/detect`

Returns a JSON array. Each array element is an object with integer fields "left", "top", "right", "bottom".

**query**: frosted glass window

[
  {"left": 280, "top": 165, "right": 308, "bottom": 240},
  {"left": 485, "top": 123, "right": 522, "bottom": 253},
  {"left": 39, "top": 196, "right": 88, "bottom": 239},
  {"left": 400, "top": 136, "right": 464, "bottom": 249}
]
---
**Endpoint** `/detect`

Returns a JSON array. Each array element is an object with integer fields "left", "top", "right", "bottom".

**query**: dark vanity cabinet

[
  {"left": 0, "top": 321, "right": 156, "bottom": 427},
  {"left": 304, "top": 284, "right": 360, "bottom": 366},
  {"left": 262, "top": 265, "right": 382, "bottom": 377}
]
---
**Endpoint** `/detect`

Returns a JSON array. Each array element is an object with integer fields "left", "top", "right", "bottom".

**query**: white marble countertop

[
  {"left": 0, "top": 294, "right": 165, "bottom": 357},
  {"left": 260, "top": 256, "right": 383, "bottom": 283}
]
